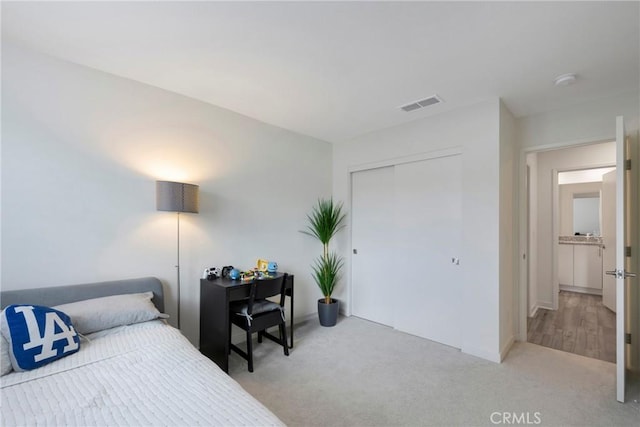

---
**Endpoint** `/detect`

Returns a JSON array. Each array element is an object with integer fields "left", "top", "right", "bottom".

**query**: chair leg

[
  {"left": 246, "top": 330, "right": 254, "bottom": 372},
  {"left": 280, "top": 322, "right": 289, "bottom": 356},
  {"left": 228, "top": 320, "right": 232, "bottom": 355},
  {"left": 258, "top": 330, "right": 263, "bottom": 343}
]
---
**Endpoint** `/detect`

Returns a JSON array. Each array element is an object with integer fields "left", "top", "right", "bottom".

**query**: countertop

[{"left": 559, "top": 236, "right": 603, "bottom": 246}]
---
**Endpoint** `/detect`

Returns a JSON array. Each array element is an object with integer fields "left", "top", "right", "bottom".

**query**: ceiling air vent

[{"left": 400, "top": 94, "right": 443, "bottom": 112}]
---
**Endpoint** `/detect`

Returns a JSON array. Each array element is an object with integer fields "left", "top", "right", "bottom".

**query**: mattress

[{"left": 1, "top": 320, "right": 284, "bottom": 426}]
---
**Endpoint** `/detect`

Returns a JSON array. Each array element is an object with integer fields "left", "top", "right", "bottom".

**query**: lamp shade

[{"left": 156, "top": 181, "right": 199, "bottom": 214}]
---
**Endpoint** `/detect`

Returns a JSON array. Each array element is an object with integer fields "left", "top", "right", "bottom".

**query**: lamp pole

[
  {"left": 156, "top": 180, "right": 199, "bottom": 331},
  {"left": 176, "top": 212, "right": 181, "bottom": 329}
]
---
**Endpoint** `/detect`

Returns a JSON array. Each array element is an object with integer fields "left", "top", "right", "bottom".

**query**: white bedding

[{"left": 1, "top": 320, "right": 284, "bottom": 426}]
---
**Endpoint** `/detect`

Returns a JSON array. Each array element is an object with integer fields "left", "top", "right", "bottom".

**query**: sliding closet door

[
  {"left": 393, "top": 154, "right": 462, "bottom": 348},
  {"left": 351, "top": 166, "right": 395, "bottom": 326}
]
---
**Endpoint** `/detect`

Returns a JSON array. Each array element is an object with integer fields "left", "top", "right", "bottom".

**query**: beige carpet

[{"left": 229, "top": 316, "right": 640, "bottom": 426}]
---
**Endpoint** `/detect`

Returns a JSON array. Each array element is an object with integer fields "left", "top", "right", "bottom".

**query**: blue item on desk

[
  {"left": 229, "top": 268, "right": 241, "bottom": 280},
  {"left": 267, "top": 262, "right": 278, "bottom": 273},
  {"left": 221, "top": 266, "right": 234, "bottom": 278}
]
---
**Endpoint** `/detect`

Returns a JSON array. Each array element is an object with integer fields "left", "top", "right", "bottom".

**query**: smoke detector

[
  {"left": 554, "top": 73, "right": 577, "bottom": 87},
  {"left": 400, "top": 94, "right": 444, "bottom": 112}
]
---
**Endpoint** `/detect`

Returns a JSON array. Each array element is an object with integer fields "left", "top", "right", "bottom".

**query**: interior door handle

[
  {"left": 606, "top": 269, "right": 637, "bottom": 279},
  {"left": 606, "top": 270, "right": 620, "bottom": 278}
]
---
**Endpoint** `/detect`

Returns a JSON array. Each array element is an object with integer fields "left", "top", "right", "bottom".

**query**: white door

[
  {"left": 601, "top": 169, "right": 616, "bottom": 311},
  {"left": 393, "top": 154, "right": 462, "bottom": 348},
  {"left": 606, "top": 116, "right": 638, "bottom": 403},
  {"left": 351, "top": 166, "right": 395, "bottom": 326}
]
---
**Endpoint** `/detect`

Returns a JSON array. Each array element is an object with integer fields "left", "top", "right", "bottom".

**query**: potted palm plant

[{"left": 302, "top": 198, "right": 346, "bottom": 327}]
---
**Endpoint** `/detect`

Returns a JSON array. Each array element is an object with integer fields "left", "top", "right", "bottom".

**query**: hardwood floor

[{"left": 527, "top": 291, "right": 616, "bottom": 363}]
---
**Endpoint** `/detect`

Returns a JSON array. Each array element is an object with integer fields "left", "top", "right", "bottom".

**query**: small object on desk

[
  {"left": 256, "top": 259, "right": 269, "bottom": 272},
  {"left": 222, "top": 266, "right": 235, "bottom": 279},
  {"left": 267, "top": 262, "right": 278, "bottom": 273},
  {"left": 203, "top": 267, "right": 220, "bottom": 281},
  {"left": 229, "top": 268, "right": 241, "bottom": 280},
  {"left": 240, "top": 269, "right": 257, "bottom": 281}
]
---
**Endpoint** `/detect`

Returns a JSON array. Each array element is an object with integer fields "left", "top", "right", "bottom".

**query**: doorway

[
  {"left": 524, "top": 142, "right": 617, "bottom": 363},
  {"left": 520, "top": 117, "right": 639, "bottom": 403}
]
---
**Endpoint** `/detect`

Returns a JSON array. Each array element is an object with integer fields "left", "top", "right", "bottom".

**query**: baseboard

[
  {"left": 559, "top": 284, "right": 602, "bottom": 296},
  {"left": 499, "top": 335, "right": 516, "bottom": 362},
  {"left": 537, "top": 301, "right": 554, "bottom": 311},
  {"left": 528, "top": 305, "right": 539, "bottom": 318},
  {"left": 461, "top": 345, "right": 502, "bottom": 364},
  {"left": 296, "top": 312, "right": 318, "bottom": 325}
]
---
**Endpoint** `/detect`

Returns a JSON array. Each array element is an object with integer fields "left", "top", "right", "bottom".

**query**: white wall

[
  {"left": 518, "top": 91, "right": 640, "bottom": 150},
  {"left": 333, "top": 98, "right": 506, "bottom": 362},
  {"left": 1, "top": 42, "right": 332, "bottom": 345}
]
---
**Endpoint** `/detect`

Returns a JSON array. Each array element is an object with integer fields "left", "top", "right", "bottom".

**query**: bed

[{"left": 0, "top": 277, "right": 284, "bottom": 427}]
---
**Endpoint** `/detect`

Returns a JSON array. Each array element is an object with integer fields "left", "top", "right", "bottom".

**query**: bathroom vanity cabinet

[
  {"left": 573, "top": 245, "right": 603, "bottom": 289},
  {"left": 558, "top": 240, "right": 603, "bottom": 294},
  {"left": 558, "top": 244, "right": 574, "bottom": 286}
]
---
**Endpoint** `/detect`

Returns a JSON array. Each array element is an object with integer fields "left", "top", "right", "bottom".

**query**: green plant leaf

[
  {"left": 302, "top": 198, "right": 346, "bottom": 300},
  {"left": 300, "top": 198, "right": 346, "bottom": 255},
  {"left": 311, "top": 252, "right": 344, "bottom": 301}
]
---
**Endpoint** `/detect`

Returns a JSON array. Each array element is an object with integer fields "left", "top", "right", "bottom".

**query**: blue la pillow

[{"left": 0, "top": 305, "right": 80, "bottom": 371}]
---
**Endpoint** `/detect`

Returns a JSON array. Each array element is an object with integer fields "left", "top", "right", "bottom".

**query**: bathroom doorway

[{"left": 524, "top": 141, "right": 617, "bottom": 363}]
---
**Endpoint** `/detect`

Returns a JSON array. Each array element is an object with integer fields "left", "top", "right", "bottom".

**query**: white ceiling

[{"left": 2, "top": 1, "right": 638, "bottom": 143}]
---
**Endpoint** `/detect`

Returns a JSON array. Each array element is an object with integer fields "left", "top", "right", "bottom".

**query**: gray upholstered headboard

[{"left": 0, "top": 277, "right": 164, "bottom": 312}]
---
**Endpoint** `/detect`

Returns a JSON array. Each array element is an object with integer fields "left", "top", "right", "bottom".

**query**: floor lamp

[{"left": 156, "top": 181, "right": 199, "bottom": 329}]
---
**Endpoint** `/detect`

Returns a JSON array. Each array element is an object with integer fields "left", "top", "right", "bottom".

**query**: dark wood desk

[{"left": 199, "top": 273, "right": 294, "bottom": 373}]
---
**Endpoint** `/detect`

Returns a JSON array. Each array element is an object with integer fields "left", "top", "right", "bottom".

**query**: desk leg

[
  {"left": 289, "top": 285, "right": 294, "bottom": 348},
  {"left": 200, "top": 283, "right": 230, "bottom": 373}
]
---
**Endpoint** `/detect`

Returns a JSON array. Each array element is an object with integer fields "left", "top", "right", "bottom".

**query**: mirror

[{"left": 573, "top": 192, "right": 600, "bottom": 235}]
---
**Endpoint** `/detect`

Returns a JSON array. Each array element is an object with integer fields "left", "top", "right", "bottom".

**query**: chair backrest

[
  {"left": 252, "top": 274, "right": 286, "bottom": 300},
  {"left": 248, "top": 274, "right": 287, "bottom": 312}
]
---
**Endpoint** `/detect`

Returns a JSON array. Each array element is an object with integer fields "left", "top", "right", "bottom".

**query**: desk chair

[{"left": 229, "top": 274, "right": 289, "bottom": 372}]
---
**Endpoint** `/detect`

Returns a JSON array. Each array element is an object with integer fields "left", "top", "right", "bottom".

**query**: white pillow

[
  {"left": 54, "top": 292, "right": 168, "bottom": 334},
  {"left": 1, "top": 331, "right": 13, "bottom": 376}
]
